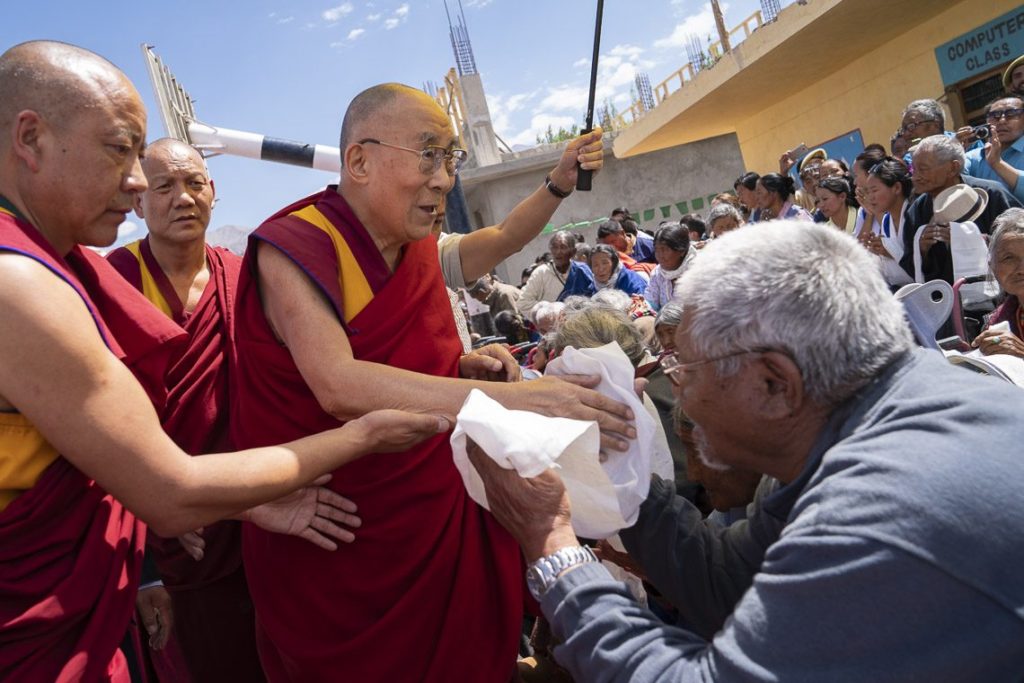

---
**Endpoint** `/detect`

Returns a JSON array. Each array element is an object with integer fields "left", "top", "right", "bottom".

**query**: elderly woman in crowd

[
  {"left": 589, "top": 244, "right": 647, "bottom": 296},
  {"left": 756, "top": 173, "right": 814, "bottom": 222},
  {"left": 706, "top": 203, "right": 745, "bottom": 239},
  {"left": 972, "top": 208, "right": 1024, "bottom": 359},
  {"left": 643, "top": 223, "right": 692, "bottom": 312},
  {"left": 856, "top": 157, "right": 914, "bottom": 288},
  {"left": 815, "top": 176, "right": 858, "bottom": 234},
  {"left": 653, "top": 301, "right": 684, "bottom": 354}
]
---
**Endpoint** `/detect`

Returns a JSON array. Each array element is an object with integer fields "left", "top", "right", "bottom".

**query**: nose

[
  {"left": 174, "top": 187, "right": 197, "bottom": 207},
  {"left": 123, "top": 154, "right": 148, "bottom": 194},
  {"left": 427, "top": 161, "right": 454, "bottom": 191}
]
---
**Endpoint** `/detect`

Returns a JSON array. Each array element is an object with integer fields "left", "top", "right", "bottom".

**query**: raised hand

[{"left": 549, "top": 126, "right": 604, "bottom": 191}]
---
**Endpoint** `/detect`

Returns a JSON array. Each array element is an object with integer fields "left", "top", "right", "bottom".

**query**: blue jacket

[
  {"left": 542, "top": 349, "right": 1024, "bottom": 681},
  {"left": 556, "top": 261, "right": 596, "bottom": 301}
]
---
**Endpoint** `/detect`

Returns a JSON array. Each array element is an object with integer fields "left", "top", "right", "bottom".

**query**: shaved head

[
  {"left": 339, "top": 83, "right": 438, "bottom": 165},
  {"left": 0, "top": 41, "right": 135, "bottom": 146},
  {"left": 142, "top": 138, "right": 206, "bottom": 174}
]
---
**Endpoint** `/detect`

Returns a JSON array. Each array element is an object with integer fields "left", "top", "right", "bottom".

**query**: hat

[
  {"left": 932, "top": 184, "right": 988, "bottom": 224},
  {"left": 1003, "top": 54, "right": 1024, "bottom": 90},
  {"left": 798, "top": 148, "right": 827, "bottom": 173}
]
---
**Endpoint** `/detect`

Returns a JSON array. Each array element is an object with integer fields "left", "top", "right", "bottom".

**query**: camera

[{"left": 972, "top": 125, "right": 990, "bottom": 141}]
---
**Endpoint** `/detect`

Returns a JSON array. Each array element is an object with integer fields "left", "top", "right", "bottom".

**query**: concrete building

[{"left": 613, "top": 0, "right": 1024, "bottom": 173}]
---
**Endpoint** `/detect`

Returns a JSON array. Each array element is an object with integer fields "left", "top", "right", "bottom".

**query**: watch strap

[{"left": 545, "top": 175, "right": 573, "bottom": 199}]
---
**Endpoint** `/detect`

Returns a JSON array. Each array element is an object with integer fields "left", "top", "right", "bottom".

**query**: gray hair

[
  {"left": 554, "top": 307, "right": 646, "bottom": 367},
  {"left": 676, "top": 221, "right": 914, "bottom": 406},
  {"left": 990, "top": 208, "right": 1024, "bottom": 276},
  {"left": 655, "top": 301, "right": 684, "bottom": 327},
  {"left": 590, "top": 289, "right": 632, "bottom": 312},
  {"left": 902, "top": 99, "right": 945, "bottom": 130},
  {"left": 914, "top": 134, "right": 966, "bottom": 169},
  {"left": 706, "top": 203, "right": 743, "bottom": 230},
  {"left": 530, "top": 301, "right": 565, "bottom": 328}
]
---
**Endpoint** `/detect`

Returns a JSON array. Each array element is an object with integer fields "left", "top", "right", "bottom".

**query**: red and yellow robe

[
  {"left": 231, "top": 187, "right": 523, "bottom": 682},
  {"left": 107, "top": 237, "right": 264, "bottom": 683},
  {"left": 0, "top": 198, "right": 185, "bottom": 682}
]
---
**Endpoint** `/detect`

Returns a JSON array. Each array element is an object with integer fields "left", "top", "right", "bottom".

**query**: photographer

[{"left": 960, "top": 96, "right": 1024, "bottom": 203}]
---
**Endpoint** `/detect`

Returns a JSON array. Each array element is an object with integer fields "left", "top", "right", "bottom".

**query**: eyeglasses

[
  {"left": 358, "top": 138, "right": 468, "bottom": 175},
  {"left": 986, "top": 107, "right": 1024, "bottom": 122},
  {"left": 899, "top": 118, "right": 939, "bottom": 136},
  {"left": 658, "top": 348, "right": 769, "bottom": 384}
]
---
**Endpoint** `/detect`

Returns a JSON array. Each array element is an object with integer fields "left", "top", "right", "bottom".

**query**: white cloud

[
  {"left": 383, "top": 3, "right": 408, "bottom": 29},
  {"left": 268, "top": 11, "right": 277, "bottom": 18},
  {"left": 573, "top": 57, "right": 589, "bottom": 68},
  {"left": 330, "top": 41, "right": 345, "bottom": 47},
  {"left": 486, "top": 90, "right": 539, "bottom": 138},
  {"left": 654, "top": 5, "right": 719, "bottom": 49},
  {"left": 539, "top": 85, "right": 589, "bottom": 113},
  {"left": 507, "top": 113, "right": 577, "bottom": 148},
  {"left": 464, "top": 0, "right": 494, "bottom": 6},
  {"left": 367, "top": 12, "right": 381, "bottom": 20},
  {"left": 348, "top": 28, "right": 365, "bottom": 39},
  {"left": 322, "top": 2, "right": 354, "bottom": 22},
  {"left": 394, "top": 3, "right": 409, "bottom": 17},
  {"left": 384, "top": 17, "right": 399, "bottom": 29},
  {"left": 277, "top": 15, "right": 295, "bottom": 24}
]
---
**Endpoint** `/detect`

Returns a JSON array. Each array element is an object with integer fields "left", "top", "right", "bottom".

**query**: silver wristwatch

[{"left": 526, "top": 545, "right": 599, "bottom": 600}]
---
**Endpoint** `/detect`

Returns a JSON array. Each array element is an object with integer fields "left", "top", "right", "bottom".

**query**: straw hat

[
  {"left": 1003, "top": 54, "right": 1024, "bottom": 90},
  {"left": 932, "top": 184, "right": 988, "bottom": 224}
]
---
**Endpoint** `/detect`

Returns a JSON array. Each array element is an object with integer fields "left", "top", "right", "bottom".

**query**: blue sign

[{"left": 934, "top": 7, "right": 1024, "bottom": 86}]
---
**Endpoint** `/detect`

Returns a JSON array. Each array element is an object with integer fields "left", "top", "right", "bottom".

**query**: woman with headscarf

[
  {"left": 643, "top": 223, "right": 692, "bottom": 311},
  {"left": 589, "top": 244, "right": 647, "bottom": 297}
]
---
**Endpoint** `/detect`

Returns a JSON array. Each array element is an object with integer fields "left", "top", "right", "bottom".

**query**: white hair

[
  {"left": 677, "top": 221, "right": 914, "bottom": 406},
  {"left": 914, "top": 134, "right": 966, "bottom": 169},
  {"left": 902, "top": 99, "right": 945, "bottom": 130},
  {"left": 530, "top": 301, "right": 565, "bottom": 329},
  {"left": 990, "top": 208, "right": 1024, "bottom": 286},
  {"left": 555, "top": 307, "right": 646, "bottom": 366},
  {"left": 706, "top": 203, "right": 743, "bottom": 229},
  {"left": 590, "top": 289, "right": 632, "bottom": 312}
]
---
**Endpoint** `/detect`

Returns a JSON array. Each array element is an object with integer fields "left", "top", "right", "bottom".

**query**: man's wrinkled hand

[
  {"left": 246, "top": 474, "right": 362, "bottom": 550},
  {"left": 178, "top": 528, "right": 204, "bottom": 561},
  {"left": 549, "top": 126, "right": 603, "bottom": 190},
  {"left": 467, "top": 439, "right": 577, "bottom": 563},
  {"left": 460, "top": 343, "right": 522, "bottom": 382},
  {"left": 136, "top": 585, "right": 174, "bottom": 651},
  {"left": 349, "top": 409, "right": 451, "bottom": 453}
]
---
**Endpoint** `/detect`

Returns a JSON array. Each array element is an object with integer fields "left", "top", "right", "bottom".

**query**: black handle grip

[{"left": 576, "top": 127, "right": 594, "bottom": 192}]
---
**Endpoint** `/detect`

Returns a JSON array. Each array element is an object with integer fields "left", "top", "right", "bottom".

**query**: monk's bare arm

[
  {"left": 0, "top": 254, "right": 444, "bottom": 536},
  {"left": 457, "top": 127, "right": 603, "bottom": 282},
  {"left": 257, "top": 242, "right": 635, "bottom": 448}
]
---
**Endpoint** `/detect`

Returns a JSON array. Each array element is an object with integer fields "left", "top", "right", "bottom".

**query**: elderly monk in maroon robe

[
  {"left": 0, "top": 41, "right": 448, "bottom": 683},
  {"left": 231, "top": 82, "right": 633, "bottom": 682},
  {"left": 109, "top": 138, "right": 305, "bottom": 681}
]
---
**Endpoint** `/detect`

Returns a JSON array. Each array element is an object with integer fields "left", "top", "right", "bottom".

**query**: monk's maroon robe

[
  {"left": 231, "top": 188, "right": 523, "bottom": 682},
  {"left": 0, "top": 205, "right": 185, "bottom": 682},
  {"left": 108, "top": 238, "right": 264, "bottom": 682}
]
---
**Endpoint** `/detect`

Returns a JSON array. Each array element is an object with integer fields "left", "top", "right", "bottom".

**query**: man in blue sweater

[{"left": 470, "top": 221, "right": 1024, "bottom": 681}]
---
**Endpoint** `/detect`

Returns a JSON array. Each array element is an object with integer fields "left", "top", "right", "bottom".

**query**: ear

[
  {"left": 11, "top": 110, "right": 47, "bottom": 173},
  {"left": 342, "top": 143, "right": 370, "bottom": 186},
  {"left": 209, "top": 178, "right": 216, "bottom": 201},
  {"left": 134, "top": 192, "right": 145, "bottom": 219},
  {"left": 750, "top": 350, "right": 806, "bottom": 419}
]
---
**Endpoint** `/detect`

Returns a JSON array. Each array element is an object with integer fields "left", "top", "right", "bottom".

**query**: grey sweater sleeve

[
  {"left": 543, "top": 533, "right": 1024, "bottom": 682},
  {"left": 618, "top": 475, "right": 783, "bottom": 639}
]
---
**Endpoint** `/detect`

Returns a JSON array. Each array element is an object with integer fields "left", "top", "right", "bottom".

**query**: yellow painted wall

[{"left": 734, "top": 0, "right": 1023, "bottom": 173}]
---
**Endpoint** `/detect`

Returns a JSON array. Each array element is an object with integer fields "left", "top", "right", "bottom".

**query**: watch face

[{"left": 526, "top": 566, "right": 546, "bottom": 600}]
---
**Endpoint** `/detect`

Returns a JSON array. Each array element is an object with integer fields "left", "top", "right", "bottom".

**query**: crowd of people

[{"left": 1, "top": 38, "right": 1023, "bottom": 683}]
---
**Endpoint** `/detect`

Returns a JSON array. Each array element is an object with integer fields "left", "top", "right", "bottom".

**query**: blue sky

[{"left": 2, "top": 0, "right": 777, "bottom": 237}]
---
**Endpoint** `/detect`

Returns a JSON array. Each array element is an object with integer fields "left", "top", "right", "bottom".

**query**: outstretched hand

[
  {"left": 245, "top": 474, "right": 362, "bottom": 551},
  {"left": 460, "top": 343, "right": 522, "bottom": 382},
  {"left": 348, "top": 409, "right": 451, "bottom": 453},
  {"left": 549, "top": 126, "right": 604, "bottom": 191}
]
